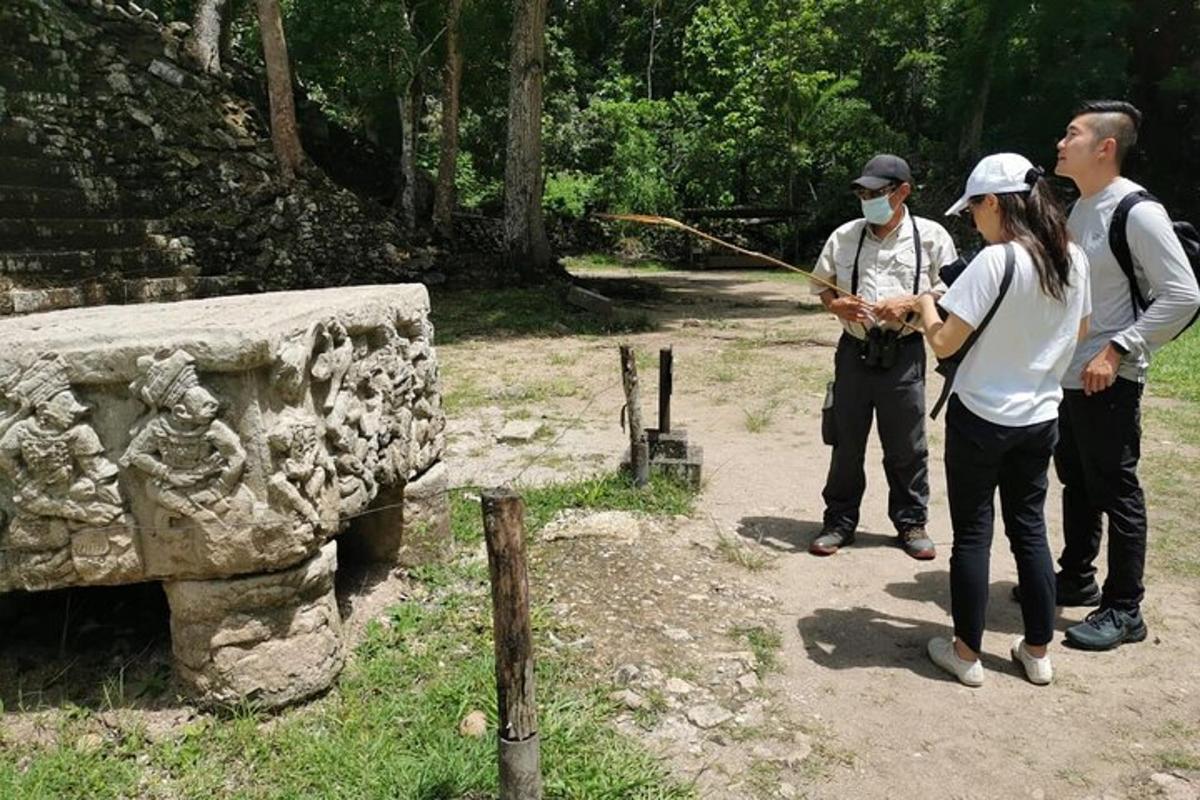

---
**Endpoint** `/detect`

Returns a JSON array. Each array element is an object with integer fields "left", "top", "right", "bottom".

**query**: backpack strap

[
  {"left": 930, "top": 243, "right": 1016, "bottom": 420},
  {"left": 1109, "top": 189, "right": 1154, "bottom": 317}
]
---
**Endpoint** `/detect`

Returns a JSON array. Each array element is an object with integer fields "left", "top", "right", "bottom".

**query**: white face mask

[{"left": 861, "top": 193, "right": 895, "bottom": 225}]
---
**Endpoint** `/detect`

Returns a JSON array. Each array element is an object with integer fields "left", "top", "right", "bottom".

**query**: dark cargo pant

[{"left": 821, "top": 332, "right": 929, "bottom": 534}]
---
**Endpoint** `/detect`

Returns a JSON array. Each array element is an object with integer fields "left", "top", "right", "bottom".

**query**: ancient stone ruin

[{"left": 0, "top": 284, "right": 448, "bottom": 707}]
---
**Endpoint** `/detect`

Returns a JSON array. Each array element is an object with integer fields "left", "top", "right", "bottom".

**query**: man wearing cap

[
  {"left": 808, "top": 154, "right": 958, "bottom": 559},
  {"left": 1029, "top": 100, "right": 1200, "bottom": 650}
]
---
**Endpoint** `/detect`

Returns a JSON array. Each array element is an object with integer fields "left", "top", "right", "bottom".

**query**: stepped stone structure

[
  {"left": 0, "top": 285, "right": 449, "bottom": 706},
  {"left": 0, "top": 0, "right": 434, "bottom": 318}
]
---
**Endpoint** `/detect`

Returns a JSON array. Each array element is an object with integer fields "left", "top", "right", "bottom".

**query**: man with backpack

[{"left": 1046, "top": 100, "right": 1200, "bottom": 650}]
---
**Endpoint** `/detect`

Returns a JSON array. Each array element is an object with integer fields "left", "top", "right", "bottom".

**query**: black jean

[
  {"left": 821, "top": 332, "right": 929, "bottom": 534},
  {"left": 1053, "top": 378, "right": 1147, "bottom": 611},
  {"left": 945, "top": 396, "right": 1057, "bottom": 654}
]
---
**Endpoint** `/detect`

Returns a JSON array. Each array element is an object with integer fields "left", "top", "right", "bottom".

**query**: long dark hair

[{"left": 995, "top": 177, "right": 1072, "bottom": 302}]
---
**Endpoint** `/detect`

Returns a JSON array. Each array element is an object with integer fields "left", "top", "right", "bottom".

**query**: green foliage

[
  {"left": 543, "top": 170, "right": 598, "bottom": 218},
  {"left": 1149, "top": 326, "right": 1200, "bottom": 402}
]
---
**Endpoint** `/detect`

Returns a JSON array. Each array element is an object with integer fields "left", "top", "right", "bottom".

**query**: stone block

[
  {"left": 0, "top": 286, "right": 447, "bottom": 706},
  {"left": 164, "top": 541, "right": 344, "bottom": 708},
  {"left": 341, "top": 461, "right": 449, "bottom": 567}
]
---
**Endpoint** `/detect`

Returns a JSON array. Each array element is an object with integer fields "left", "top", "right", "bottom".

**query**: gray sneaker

[
  {"left": 899, "top": 527, "right": 936, "bottom": 560},
  {"left": 809, "top": 528, "right": 854, "bottom": 556},
  {"left": 1065, "top": 607, "right": 1147, "bottom": 651}
]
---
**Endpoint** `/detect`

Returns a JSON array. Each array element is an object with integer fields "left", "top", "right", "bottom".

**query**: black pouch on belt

[{"left": 821, "top": 381, "right": 837, "bottom": 446}]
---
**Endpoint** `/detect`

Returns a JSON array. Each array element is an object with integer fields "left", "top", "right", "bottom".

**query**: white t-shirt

[{"left": 939, "top": 242, "right": 1091, "bottom": 427}]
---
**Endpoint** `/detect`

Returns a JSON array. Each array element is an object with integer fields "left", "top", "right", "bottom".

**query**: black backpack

[{"left": 1109, "top": 190, "right": 1200, "bottom": 338}]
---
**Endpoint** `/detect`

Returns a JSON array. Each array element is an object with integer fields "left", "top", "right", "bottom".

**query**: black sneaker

[
  {"left": 1011, "top": 574, "right": 1102, "bottom": 607},
  {"left": 809, "top": 528, "right": 854, "bottom": 556},
  {"left": 1064, "top": 607, "right": 1148, "bottom": 651}
]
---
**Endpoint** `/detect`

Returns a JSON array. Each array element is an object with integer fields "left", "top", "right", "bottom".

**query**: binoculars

[{"left": 858, "top": 327, "right": 901, "bottom": 370}]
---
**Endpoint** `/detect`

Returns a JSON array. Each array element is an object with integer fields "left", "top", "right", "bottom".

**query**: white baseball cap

[{"left": 945, "top": 152, "right": 1043, "bottom": 216}]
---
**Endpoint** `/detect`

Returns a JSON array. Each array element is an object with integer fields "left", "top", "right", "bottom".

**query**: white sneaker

[
  {"left": 927, "top": 636, "right": 984, "bottom": 687},
  {"left": 1011, "top": 636, "right": 1053, "bottom": 685}
]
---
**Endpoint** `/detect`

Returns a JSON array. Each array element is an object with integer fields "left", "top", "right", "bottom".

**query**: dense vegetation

[{"left": 148, "top": 0, "right": 1198, "bottom": 248}]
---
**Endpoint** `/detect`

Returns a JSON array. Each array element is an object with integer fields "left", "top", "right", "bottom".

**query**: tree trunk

[
  {"left": 646, "top": 0, "right": 658, "bottom": 100},
  {"left": 218, "top": 0, "right": 244, "bottom": 69},
  {"left": 957, "top": 0, "right": 1014, "bottom": 161},
  {"left": 186, "top": 0, "right": 228, "bottom": 75},
  {"left": 254, "top": 0, "right": 304, "bottom": 179},
  {"left": 504, "top": 0, "right": 553, "bottom": 276},
  {"left": 433, "top": 0, "right": 464, "bottom": 242},
  {"left": 396, "top": 78, "right": 419, "bottom": 232}
]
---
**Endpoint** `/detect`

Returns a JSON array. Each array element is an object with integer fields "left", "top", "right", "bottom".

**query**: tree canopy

[{"left": 148, "top": 0, "right": 1200, "bottom": 242}]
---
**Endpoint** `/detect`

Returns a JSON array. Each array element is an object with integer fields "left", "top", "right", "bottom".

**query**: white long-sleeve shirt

[{"left": 1064, "top": 177, "right": 1200, "bottom": 388}]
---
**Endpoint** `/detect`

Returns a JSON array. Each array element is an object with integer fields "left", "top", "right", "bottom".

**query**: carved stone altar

[{"left": 0, "top": 285, "right": 447, "bottom": 707}]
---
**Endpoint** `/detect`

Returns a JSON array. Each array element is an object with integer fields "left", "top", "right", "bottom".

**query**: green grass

[
  {"left": 0, "top": 473, "right": 699, "bottom": 800},
  {"left": 1149, "top": 326, "right": 1200, "bottom": 401},
  {"left": 564, "top": 254, "right": 674, "bottom": 273},
  {"left": 430, "top": 286, "right": 655, "bottom": 345},
  {"left": 728, "top": 624, "right": 783, "bottom": 678},
  {"left": 450, "top": 472, "right": 697, "bottom": 548}
]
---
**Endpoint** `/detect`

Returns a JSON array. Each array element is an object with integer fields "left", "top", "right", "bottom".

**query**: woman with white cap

[{"left": 914, "top": 153, "right": 1091, "bottom": 687}]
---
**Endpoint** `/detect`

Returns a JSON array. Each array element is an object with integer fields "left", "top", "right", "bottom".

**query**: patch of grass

[
  {"left": 728, "top": 624, "right": 783, "bottom": 677},
  {"left": 715, "top": 534, "right": 773, "bottom": 572},
  {"left": 1, "top": 503, "right": 696, "bottom": 800},
  {"left": 744, "top": 758, "right": 783, "bottom": 799},
  {"left": 1149, "top": 326, "right": 1200, "bottom": 401},
  {"left": 743, "top": 399, "right": 781, "bottom": 433},
  {"left": 1155, "top": 750, "right": 1200, "bottom": 771},
  {"left": 442, "top": 372, "right": 490, "bottom": 413},
  {"left": 1144, "top": 401, "right": 1200, "bottom": 448},
  {"left": 564, "top": 253, "right": 674, "bottom": 273},
  {"left": 1140, "top": 448, "right": 1200, "bottom": 579},
  {"left": 431, "top": 286, "right": 656, "bottom": 345},
  {"left": 448, "top": 471, "right": 696, "bottom": 548}
]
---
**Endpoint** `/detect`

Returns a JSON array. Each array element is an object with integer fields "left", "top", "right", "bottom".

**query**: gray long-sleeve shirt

[{"left": 1064, "top": 177, "right": 1200, "bottom": 389}]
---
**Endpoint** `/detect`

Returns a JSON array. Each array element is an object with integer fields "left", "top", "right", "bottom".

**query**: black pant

[
  {"left": 1053, "top": 379, "right": 1147, "bottom": 611},
  {"left": 821, "top": 332, "right": 928, "bottom": 534},
  {"left": 945, "top": 397, "right": 1057, "bottom": 654}
]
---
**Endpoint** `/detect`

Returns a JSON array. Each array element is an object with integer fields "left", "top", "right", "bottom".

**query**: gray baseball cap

[{"left": 851, "top": 154, "right": 913, "bottom": 191}]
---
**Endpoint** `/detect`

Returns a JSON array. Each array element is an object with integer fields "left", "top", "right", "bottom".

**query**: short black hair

[{"left": 1072, "top": 100, "right": 1142, "bottom": 166}]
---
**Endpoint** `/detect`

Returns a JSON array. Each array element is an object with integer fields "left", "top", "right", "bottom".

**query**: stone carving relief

[
  {"left": 266, "top": 408, "right": 336, "bottom": 535},
  {"left": 120, "top": 350, "right": 255, "bottom": 538},
  {"left": 0, "top": 353, "right": 139, "bottom": 588}
]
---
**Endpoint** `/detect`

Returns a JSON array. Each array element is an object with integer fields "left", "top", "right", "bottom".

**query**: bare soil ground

[{"left": 443, "top": 265, "right": 1200, "bottom": 800}]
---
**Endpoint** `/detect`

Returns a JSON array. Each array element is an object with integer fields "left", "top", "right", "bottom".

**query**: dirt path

[{"left": 441, "top": 266, "right": 1200, "bottom": 800}]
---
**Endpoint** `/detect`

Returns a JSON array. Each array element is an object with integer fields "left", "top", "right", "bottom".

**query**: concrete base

[{"left": 622, "top": 427, "right": 704, "bottom": 490}]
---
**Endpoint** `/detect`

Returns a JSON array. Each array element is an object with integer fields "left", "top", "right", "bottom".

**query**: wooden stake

[
  {"left": 658, "top": 347, "right": 673, "bottom": 434},
  {"left": 482, "top": 489, "right": 542, "bottom": 800},
  {"left": 620, "top": 345, "right": 649, "bottom": 487}
]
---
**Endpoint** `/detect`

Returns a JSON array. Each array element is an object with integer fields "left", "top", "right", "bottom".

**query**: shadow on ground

[
  {"left": 794, "top": 606, "right": 1019, "bottom": 682},
  {"left": 736, "top": 516, "right": 897, "bottom": 553}
]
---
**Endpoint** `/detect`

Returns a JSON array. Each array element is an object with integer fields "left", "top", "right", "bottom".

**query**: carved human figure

[
  {"left": 0, "top": 354, "right": 125, "bottom": 549},
  {"left": 267, "top": 412, "right": 335, "bottom": 529},
  {"left": 120, "top": 351, "right": 249, "bottom": 533}
]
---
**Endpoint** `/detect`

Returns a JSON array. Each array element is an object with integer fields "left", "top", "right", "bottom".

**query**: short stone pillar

[{"left": 0, "top": 285, "right": 448, "bottom": 707}]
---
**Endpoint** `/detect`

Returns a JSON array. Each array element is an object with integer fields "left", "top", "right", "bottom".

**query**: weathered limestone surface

[
  {"left": 0, "top": 285, "right": 447, "bottom": 705},
  {"left": 165, "top": 541, "right": 344, "bottom": 708}
]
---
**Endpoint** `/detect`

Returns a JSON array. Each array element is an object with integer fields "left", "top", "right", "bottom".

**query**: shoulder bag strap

[
  {"left": 850, "top": 223, "right": 868, "bottom": 297},
  {"left": 911, "top": 216, "right": 923, "bottom": 295},
  {"left": 930, "top": 243, "right": 1016, "bottom": 420}
]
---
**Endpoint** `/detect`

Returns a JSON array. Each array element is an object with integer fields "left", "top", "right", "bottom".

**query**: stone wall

[
  {"left": 0, "top": 0, "right": 441, "bottom": 316},
  {"left": 0, "top": 285, "right": 448, "bottom": 706}
]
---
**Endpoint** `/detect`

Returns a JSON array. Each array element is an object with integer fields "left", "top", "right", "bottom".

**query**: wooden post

[
  {"left": 658, "top": 347, "right": 673, "bottom": 434},
  {"left": 620, "top": 345, "right": 649, "bottom": 487},
  {"left": 482, "top": 489, "right": 542, "bottom": 800}
]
